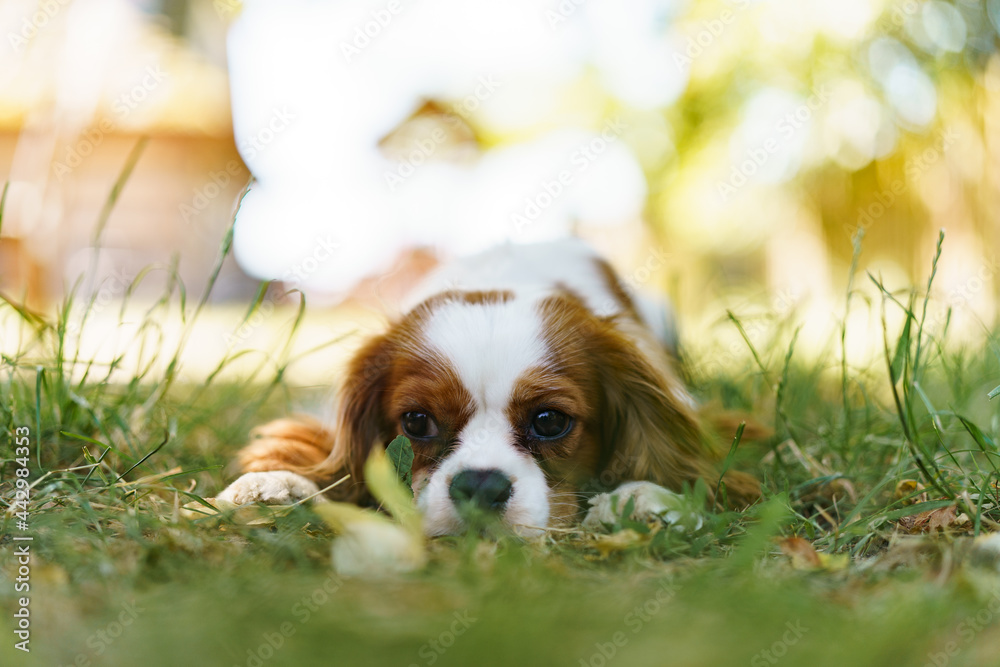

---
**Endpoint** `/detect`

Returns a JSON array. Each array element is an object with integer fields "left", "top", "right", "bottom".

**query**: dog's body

[{"left": 219, "top": 239, "right": 758, "bottom": 534}]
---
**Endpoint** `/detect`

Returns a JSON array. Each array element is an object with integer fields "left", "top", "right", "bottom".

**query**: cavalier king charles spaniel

[{"left": 218, "top": 239, "right": 759, "bottom": 535}]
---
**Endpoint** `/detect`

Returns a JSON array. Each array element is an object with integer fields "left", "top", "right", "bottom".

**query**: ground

[{"left": 4, "top": 194, "right": 1000, "bottom": 667}]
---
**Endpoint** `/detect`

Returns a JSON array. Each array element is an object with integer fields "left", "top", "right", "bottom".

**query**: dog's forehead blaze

[
  {"left": 418, "top": 289, "right": 549, "bottom": 407},
  {"left": 383, "top": 288, "right": 523, "bottom": 409},
  {"left": 379, "top": 290, "right": 523, "bottom": 472}
]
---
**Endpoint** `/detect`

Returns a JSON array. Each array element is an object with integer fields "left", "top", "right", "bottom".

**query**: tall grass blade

[{"left": 0, "top": 180, "right": 9, "bottom": 237}]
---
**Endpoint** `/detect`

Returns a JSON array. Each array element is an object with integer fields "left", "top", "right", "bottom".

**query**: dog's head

[{"left": 333, "top": 288, "right": 731, "bottom": 535}]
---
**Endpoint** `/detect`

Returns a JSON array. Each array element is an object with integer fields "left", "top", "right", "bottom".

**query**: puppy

[{"left": 218, "top": 239, "right": 759, "bottom": 535}]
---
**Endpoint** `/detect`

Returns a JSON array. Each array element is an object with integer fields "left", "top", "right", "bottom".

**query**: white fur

[
  {"left": 410, "top": 239, "right": 679, "bottom": 351},
  {"left": 423, "top": 296, "right": 547, "bottom": 408},
  {"left": 217, "top": 471, "right": 320, "bottom": 506},
  {"left": 582, "top": 481, "right": 703, "bottom": 532},
  {"left": 417, "top": 297, "right": 550, "bottom": 536},
  {"left": 416, "top": 410, "right": 550, "bottom": 537},
  {"left": 409, "top": 239, "right": 622, "bottom": 317}
]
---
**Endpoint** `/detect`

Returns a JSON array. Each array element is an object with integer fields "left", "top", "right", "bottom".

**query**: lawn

[{"left": 4, "top": 177, "right": 1000, "bottom": 667}]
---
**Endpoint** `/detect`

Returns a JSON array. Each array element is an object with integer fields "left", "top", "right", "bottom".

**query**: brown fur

[
  {"left": 538, "top": 293, "right": 760, "bottom": 509},
  {"left": 233, "top": 417, "right": 350, "bottom": 498}
]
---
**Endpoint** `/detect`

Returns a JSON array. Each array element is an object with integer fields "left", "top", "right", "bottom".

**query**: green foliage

[{"left": 386, "top": 434, "right": 414, "bottom": 492}]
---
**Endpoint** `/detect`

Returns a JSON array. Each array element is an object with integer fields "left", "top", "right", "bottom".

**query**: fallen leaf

[
  {"left": 178, "top": 497, "right": 294, "bottom": 526},
  {"left": 817, "top": 553, "right": 850, "bottom": 571},
  {"left": 894, "top": 480, "right": 928, "bottom": 505},
  {"left": 779, "top": 537, "right": 822, "bottom": 569},
  {"left": 313, "top": 501, "right": 426, "bottom": 576},
  {"left": 590, "top": 528, "right": 654, "bottom": 558},
  {"left": 898, "top": 504, "right": 966, "bottom": 534}
]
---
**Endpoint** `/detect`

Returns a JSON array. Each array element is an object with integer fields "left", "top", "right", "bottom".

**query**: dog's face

[{"left": 335, "top": 289, "right": 711, "bottom": 536}]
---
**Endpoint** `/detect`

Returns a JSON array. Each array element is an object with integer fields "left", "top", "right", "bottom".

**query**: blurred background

[{"left": 1, "top": 0, "right": 998, "bottom": 381}]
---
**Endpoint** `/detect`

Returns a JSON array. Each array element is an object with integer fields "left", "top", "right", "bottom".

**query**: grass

[{"left": 4, "top": 157, "right": 1000, "bottom": 666}]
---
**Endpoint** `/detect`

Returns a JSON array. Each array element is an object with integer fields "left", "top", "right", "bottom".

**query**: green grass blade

[
  {"left": 0, "top": 180, "right": 8, "bottom": 237},
  {"left": 715, "top": 421, "right": 745, "bottom": 503}
]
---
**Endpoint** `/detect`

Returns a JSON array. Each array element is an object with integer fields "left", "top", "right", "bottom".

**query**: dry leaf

[
  {"left": 894, "top": 480, "right": 928, "bottom": 505},
  {"left": 779, "top": 537, "right": 848, "bottom": 571},
  {"left": 779, "top": 537, "right": 822, "bottom": 569},
  {"left": 179, "top": 497, "right": 294, "bottom": 525},
  {"left": 817, "top": 553, "right": 850, "bottom": 571},
  {"left": 898, "top": 504, "right": 967, "bottom": 534},
  {"left": 590, "top": 528, "right": 654, "bottom": 558}
]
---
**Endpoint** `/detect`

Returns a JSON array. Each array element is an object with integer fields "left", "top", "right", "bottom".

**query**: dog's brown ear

[
  {"left": 231, "top": 333, "right": 395, "bottom": 502},
  {"left": 593, "top": 318, "right": 760, "bottom": 509},
  {"left": 330, "top": 332, "right": 396, "bottom": 497}
]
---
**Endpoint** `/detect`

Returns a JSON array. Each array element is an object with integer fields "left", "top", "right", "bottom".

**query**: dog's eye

[
  {"left": 401, "top": 411, "right": 439, "bottom": 439},
  {"left": 530, "top": 409, "right": 572, "bottom": 439}
]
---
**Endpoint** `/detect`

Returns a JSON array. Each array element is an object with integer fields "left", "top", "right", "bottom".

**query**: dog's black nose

[{"left": 449, "top": 469, "right": 513, "bottom": 511}]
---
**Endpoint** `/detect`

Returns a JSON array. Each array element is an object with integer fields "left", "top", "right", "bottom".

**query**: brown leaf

[
  {"left": 899, "top": 504, "right": 965, "bottom": 534},
  {"left": 894, "top": 479, "right": 928, "bottom": 505},
  {"left": 779, "top": 537, "right": 822, "bottom": 570},
  {"left": 927, "top": 505, "right": 959, "bottom": 532}
]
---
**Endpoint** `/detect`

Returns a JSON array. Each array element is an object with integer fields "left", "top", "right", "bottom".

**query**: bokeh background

[{"left": 1, "top": 0, "right": 999, "bottom": 381}]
